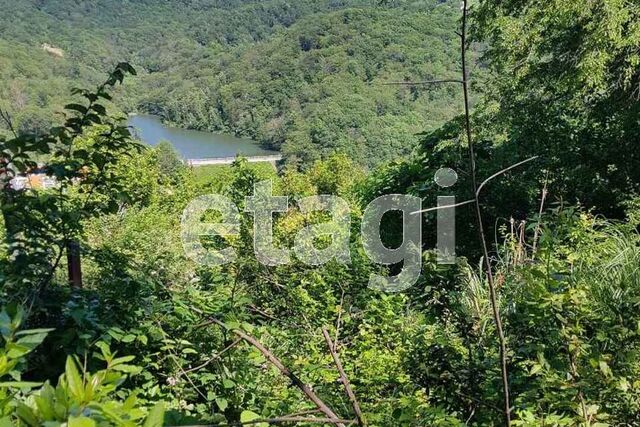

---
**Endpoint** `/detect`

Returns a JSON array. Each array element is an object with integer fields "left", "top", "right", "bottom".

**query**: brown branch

[
  {"left": 182, "top": 338, "right": 242, "bottom": 375},
  {"left": 205, "top": 318, "right": 346, "bottom": 427},
  {"left": 459, "top": 1, "right": 511, "bottom": 425},
  {"left": 161, "top": 329, "right": 209, "bottom": 402},
  {"left": 531, "top": 174, "right": 549, "bottom": 256},
  {"left": 0, "top": 108, "right": 18, "bottom": 138},
  {"left": 334, "top": 289, "right": 345, "bottom": 351},
  {"left": 177, "top": 416, "right": 356, "bottom": 426},
  {"left": 322, "top": 328, "right": 366, "bottom": 426},
  {"left": 248, "top": 304, "right": 277, "bottom": 320}
]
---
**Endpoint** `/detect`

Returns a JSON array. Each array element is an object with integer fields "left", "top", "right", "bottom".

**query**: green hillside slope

[{"left": 0, "top": 0, "right": 469, "bottom": 167}]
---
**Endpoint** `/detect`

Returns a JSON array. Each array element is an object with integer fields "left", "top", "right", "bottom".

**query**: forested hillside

[
  {"left": 1, "top": 0, "right": 377, "bottom": 129},
  {"left": 1, "top": 0, "right": 639, "bottom": 426},
  {"left": 1, "top": 0, "right": 468, "bottom": 166},
  {"left": 137, "top": 5, "right": 467, "bottom": 166}
]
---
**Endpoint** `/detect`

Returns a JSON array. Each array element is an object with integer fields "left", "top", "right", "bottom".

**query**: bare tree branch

[
  {"left": 177, "top": 415, "right": 356, "bottom": 426},
  {"left": 182, "top": 338, "right": 242, "bottom": 375},
  {"left": 334, "top": 289, "right": 345, "bottom": 351},
  {"left": 322, "top": 328, "right": 366, "bottom": 426},
  {"left": 411, "top": 157, "right": 539, "bottom": 216},
  {"left": 475, "top": 156, "right": 539, "bottom": 198},
  {"left": 411, "top": 199, "right": 475, "bottom": 215},
  {"left": 203, "top": 318, "right": 346, "bottom": 427},
  {"left": 531, "top": 174, "right": 549, "bottom": 256},
  {"left": 0, "top": 108, "right": 18, "bottom": 138},
  {"left": 459, "top": 1, "right": 512, "bottom": 424}
]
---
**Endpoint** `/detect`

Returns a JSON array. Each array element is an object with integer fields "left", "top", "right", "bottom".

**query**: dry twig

[
  {"left": 322, "top": 328, "right": 366, "bottom": 426},
  {"left": 203, "top": 318, "right": 346, "bottom": 427},
  {"left": 178, "top": 415, "right": 356, "bottom": 426}
]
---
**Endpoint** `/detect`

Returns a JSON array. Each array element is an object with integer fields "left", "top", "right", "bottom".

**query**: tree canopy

[{"left": 0, "top": 1, "right": 639, "bottom": 426}]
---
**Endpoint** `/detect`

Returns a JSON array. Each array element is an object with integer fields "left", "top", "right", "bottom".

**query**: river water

[{"left": 128, "top": 114, "right": 278, "bottom": 159}]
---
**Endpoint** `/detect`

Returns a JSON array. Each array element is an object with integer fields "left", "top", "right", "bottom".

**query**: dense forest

[
  {"left": 1, "top": 0, "right": 640, "bottom": 426},
  {"left": 0, "top": 0, "right": 470, "bottom": 166}
]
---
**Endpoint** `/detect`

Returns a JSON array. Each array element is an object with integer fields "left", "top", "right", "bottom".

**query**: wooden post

[{"left": 66, "top": 240, "right": 83, "bottom": 289}]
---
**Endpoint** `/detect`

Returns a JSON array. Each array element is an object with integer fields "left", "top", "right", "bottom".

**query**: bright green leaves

[
  {"left": 1, "top": 62, "right": 142, "bottom": 293},
  {"left": 0, "top": 306, "right": 51, "bottom": 380},
  {"left": 64, "top": 358, "right": 85, "bottom": 404},
  {"left": 0, "top": 311, "right": 163, "bottom": 427},
  {"left": 143, "top": 402, "right": 164, "bottom": 427},
  {"left": 240, "top": 410, "right": 267, "bottom": 427},
  {"left": 68, "top": 416, "right": 97, "bottom": 427},
  {"left": 14, "top": 352, "right": 162, "bottom": 426},
  {"left": 215, "top": 397, "right": 228, "bottom": 412},
  {"left": 503, "top": 212, "right": 640, "bottom": 424}
]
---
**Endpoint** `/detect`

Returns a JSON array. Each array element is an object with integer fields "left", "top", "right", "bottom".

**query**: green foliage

[
  {"left": 190, "top": 161, "right": 277, "bottom": 195},
  {"left": 0, "top": 306, "right": 50, "bottom": 383},
  {"left": 15, "top": 348, "right": 163, "bottom": 426},
  {"left": 502, "top": 211, "right": 640, "bottom": 425},
  {"left": 0, "top": 306, "right": 163, "bottom": 426},
  {"left": 0, "top": 63, "right": 139, "bottom": 292},
  {"left": 1, "top": 2, "right": 639, "bottom": 426},
  {"left": 4, "top": 83, "right": 639, "bottom": 425},
  {"left": 154, "top": 141, "right": 185, "bottom": 186},
  {"left": 468, "top": 0, "right": 640, "bottom": 216},
  {"left": 139, "top": 1, "right": 470, "bottom": 167},
  {"left": 0, "top": 0, "right": 472, "bottom": 168}
]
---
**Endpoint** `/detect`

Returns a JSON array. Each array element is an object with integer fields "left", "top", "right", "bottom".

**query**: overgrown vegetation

[{"left": 1, "top": 0, "right": 639, "bottom": 426}]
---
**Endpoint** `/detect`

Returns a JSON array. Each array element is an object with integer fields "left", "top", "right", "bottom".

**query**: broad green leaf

[
  {"left": 530, "top": 364, "right": 542, "bottom": 375},
  {"left": 111, "top": 364, "right": 142, "bottom": 374},
  {"left": 15, "top": 328, "right": 55, "bottom": 336},
  {"left": 240, "top": 410, "right": 261, "bottom": 423},
  {"left": 65, "top": 358, "right": 85, "bottom": 401},
  {"left": 143, "top": 402, "right": 165, "bottom": 427},
  {"left": 216, "top": 397, "right": 228, "bottom": 412},
  {"left": 121, "top": 334, "right": 137, "bottom": 343},
  {"left": 0, "top": 381, "right": 42, "bottom": 388},
  {"left": 111, "top": 355, "right": 136, "bottom": 366},
  {"left": 68, "top": 417, "right": 96, "bottom": 427},
  {"left": 65, "top": 104, "right": 89, "bottom": 115},
  {"left": 95, "top": 342, "right": 111, "bottom": 361},
  {"left": 16, "top": 402, "right": 39, "bottom": 427}
]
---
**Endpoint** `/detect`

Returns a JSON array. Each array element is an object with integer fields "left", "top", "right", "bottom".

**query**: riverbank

[{"left": 128, "top": 114, "right": 279, "bottom": 160}]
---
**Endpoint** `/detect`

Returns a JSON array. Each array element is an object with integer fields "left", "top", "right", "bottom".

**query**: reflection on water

[{"left": 128, "top": 114, "right": 278, "bottom": 159}]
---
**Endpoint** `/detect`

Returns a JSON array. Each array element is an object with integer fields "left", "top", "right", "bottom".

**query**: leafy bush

[{"left": 0, "top": 306, "right": 164, "bottom": 426}]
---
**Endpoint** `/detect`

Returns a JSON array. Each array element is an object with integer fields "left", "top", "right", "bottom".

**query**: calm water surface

[{"left": 128, "top": 114, "right": 277, "bottom": 159}]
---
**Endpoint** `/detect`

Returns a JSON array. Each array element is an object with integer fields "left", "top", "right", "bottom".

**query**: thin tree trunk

[
  {"left": 459, "top": 1, "right": 511, "bottom": 425},
  {"left": 66, "top": 239, "right": 83, "bottom": 289}
]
